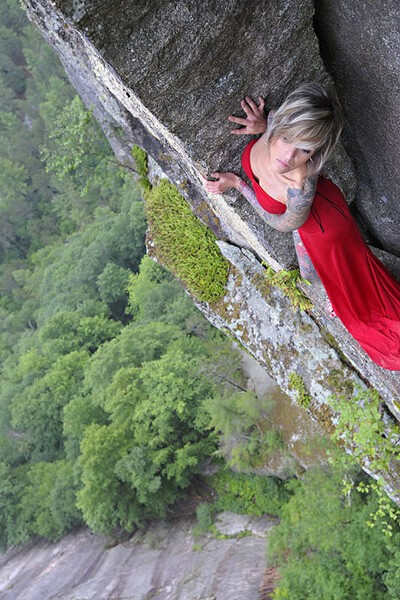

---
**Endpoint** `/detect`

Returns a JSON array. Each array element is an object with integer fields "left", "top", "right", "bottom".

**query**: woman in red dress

[{"left": 203, "top": 83, "right": 400, "bottom": 370}]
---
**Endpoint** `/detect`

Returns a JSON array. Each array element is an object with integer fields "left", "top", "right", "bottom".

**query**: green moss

[
  {"left": 288, "top": 373, "right": 311, "bottom": 408},
  {"left": 251, "top": 272, "right": 272, "bottom": 299},
  {"left": 131, "top": 147, "right": 228, "bottom": 303},
  {"left": 324, "top": 368, "right": 354, "bottom": 397},
  {"left": 131, "top": 145, "right": 151, "bottom": 192},
  {"left": 145, "top": 180, "right": 229, "bottom": 303},
  {"left": 299, "top": 321, "right": 313, "bottom": 334},
  {"left": 260, "top": 262, "right": 313, "bottom": 311},
  {"left": 192, "top": 543, "right": 203, "bottom": 551}
]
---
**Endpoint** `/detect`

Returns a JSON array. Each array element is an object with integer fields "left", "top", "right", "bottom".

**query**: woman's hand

[
  {"left": 202, "top": 172, "right": 241, "bottom": 194},
  {"left": 228, "top": 96, "right": 267, "bottom": 135}
]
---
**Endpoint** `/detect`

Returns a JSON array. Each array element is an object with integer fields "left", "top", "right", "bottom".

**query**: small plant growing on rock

[
  {"left": 131, "top": 145, "right": 151, "bottom": 192},
  {"left": 261, "top": 262, "right": 313, "bottom": 311},
  {"left": 328, "top": 385, "right": 400, "bottom": 474},
  {"left": 193, "top": 502, "right": 216, "bottom": 537}
]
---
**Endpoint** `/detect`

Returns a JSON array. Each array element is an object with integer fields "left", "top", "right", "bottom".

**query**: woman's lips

[{"left": 277, "top": 159, "right": 289, "bottom": 167}]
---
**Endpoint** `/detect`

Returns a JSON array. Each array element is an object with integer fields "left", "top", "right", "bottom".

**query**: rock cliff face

[
  {"left": 314, "top": 0, "right": 400, "bottom": 255},
  {"left": 0, "top": 514, "right": 276, "bottom": 599},
  {"left": 23, "top": 1, "right": 400, "bottom": 500}
]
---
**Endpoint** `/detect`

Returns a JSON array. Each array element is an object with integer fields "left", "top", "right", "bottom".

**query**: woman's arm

[
  {"left": 203, "top": 172, "right": 317, "bottom": 233},
  {"left": 292, "top": 230, "right": 321, "bottom": 283}
]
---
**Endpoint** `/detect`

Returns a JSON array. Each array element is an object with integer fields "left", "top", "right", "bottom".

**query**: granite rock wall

[
  {"left": 27, "top": 0, "right": 356, "bottom": 269},
  {"left": 0, "top": 515, "right": 276, "bottom": 599},
  {"left": 314, "top": 0, "right": 400, "bottom": 255}
]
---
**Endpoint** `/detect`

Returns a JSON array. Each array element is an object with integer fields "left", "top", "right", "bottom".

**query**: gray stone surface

[
  {"left": 314, "top": 0, "right": 400, "bottom": 255},
  {"left": 24, "top": 0, "right": 355, "bottom": 270},
  {"left": 0, "top": 517, "right": 270, "bottom": 600},
  {"left": 214, "top": 512, "right": 278, "bottom": 537}
]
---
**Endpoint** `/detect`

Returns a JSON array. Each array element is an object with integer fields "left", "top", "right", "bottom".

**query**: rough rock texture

[
  {"left": 0, "top": 516, "right": 274, "bottom": 599},
  {"left": 23, "top": 0, "right": 400, "bottom": 498},
  {"left": 314, "top": 0, "right": 400, "bottom": 255},
  {"left": 25, "top": 0, "right": 356, "bottom": 270}
]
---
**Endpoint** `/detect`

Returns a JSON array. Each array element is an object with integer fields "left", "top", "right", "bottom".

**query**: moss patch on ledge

[
  {"left": 288, "top": 373, "right": 311, "bottom": 408},
  {"left": 252, "top": 265, "right": 313, "bottom": 312},
  {"left": 318, "top": 368, "right": 355, "bottom": 397},
  {"left": 131, "top": 145, "right": 151, "bottom": 192},
  {"left": 145, "top": 179, "right": 229, "bottom": 303}
]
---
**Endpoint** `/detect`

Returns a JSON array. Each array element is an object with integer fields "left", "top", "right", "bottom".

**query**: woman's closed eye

[{"left": 282, "top": 136, "right": 312, "bottom": 154}]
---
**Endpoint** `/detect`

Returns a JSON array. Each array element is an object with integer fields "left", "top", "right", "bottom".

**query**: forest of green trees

[{"left": 1, "top": 1, "right": 400, "bottom": 597}]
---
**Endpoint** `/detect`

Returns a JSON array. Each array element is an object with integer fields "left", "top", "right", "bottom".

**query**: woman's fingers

[
  {"left": 245, "top": 95, "right": 258, "bottom": 112},
  {"left": 227, "top": 95, "right": 267, "bottom": 134},
  {"left": 227, "top": 115, "right": 248, "bottom": 125},
  {"left": 244, "top": 95, "right": 265, "bottom": 115},
  {"left": 228, "top": 114, "right": 248, "bottom": 134},
  {"left": 230, "top": 128, "right": 247, "bottom": 135},
  {"left": 240, "top": 98, "right": 253, "bottom": 117},
  {"left": 201, "top": 171, "right": 237, "bottom": 194},
  {"left": 201, "top": 172, "right": 221, "bottom": 194}
]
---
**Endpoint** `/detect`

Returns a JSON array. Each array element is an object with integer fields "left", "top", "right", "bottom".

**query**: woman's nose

[{"left": 284, "top": 146, "right": 297, "bottom": 162}]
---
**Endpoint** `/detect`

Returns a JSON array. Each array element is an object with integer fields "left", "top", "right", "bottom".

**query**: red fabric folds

[{"left": 242, "top": 139, "right": 400, "bottom": 370}]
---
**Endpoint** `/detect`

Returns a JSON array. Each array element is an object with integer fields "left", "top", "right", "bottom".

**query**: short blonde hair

[{"left": 267, "top": 83, "right": 344, "bottom": 176}]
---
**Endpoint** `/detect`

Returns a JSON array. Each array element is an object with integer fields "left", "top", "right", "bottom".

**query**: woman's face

[{"left": 269, "top": 136, "right": 314, "bottom": 174}]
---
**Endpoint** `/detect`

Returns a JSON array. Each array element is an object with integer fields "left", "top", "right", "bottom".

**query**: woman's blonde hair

[{"left": 267, "top": 83, "right": 344, "bottom": 176}]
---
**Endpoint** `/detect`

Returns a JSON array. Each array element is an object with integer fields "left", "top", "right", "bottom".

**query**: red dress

[{"left": 242, "top": 139, "right": 400, "bottom": 370}]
